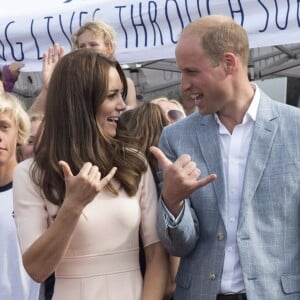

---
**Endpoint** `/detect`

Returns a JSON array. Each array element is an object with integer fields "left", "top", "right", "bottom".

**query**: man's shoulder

[{"left": 259, "top": 95, "right": 300, "bottom": 121}]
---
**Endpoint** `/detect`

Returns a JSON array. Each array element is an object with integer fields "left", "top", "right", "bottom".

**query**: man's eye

[{"left": 186, "top": 70, "right": 197, "bottom": 74}]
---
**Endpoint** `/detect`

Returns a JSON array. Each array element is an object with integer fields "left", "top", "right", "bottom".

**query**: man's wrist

[{"left": 161, "top": 193, "right": 184, "bottom": 217}]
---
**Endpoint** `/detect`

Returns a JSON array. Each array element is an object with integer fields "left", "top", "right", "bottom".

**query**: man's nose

[{"left": 180, "top": 74, "right": 191, "bottom": 92}]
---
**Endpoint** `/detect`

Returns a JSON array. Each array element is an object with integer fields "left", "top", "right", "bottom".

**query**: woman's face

[
  {"left": 96, "top": 67, "right": 126, "bottom": 138},
  {"left": 21, "top": 119, "right": 41, "bottom": 159},
  {"left": 77, "top": 30, "right": 111, "bottom": 56},
  {"left": 156, "top": 101, "right": 185, "bottom": 124}
]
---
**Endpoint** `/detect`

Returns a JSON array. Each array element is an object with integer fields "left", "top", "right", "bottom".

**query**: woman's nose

[{"left": 117, "top": 96, "right": 127, "bottom": 111}]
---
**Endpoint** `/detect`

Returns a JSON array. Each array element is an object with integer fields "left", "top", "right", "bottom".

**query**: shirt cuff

[{"left": 161, "top": 198, "right": 185, "bottom": 228}]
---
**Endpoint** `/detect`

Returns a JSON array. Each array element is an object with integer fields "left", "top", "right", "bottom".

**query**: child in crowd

[
  {"left": 29, "top": 21, "right": 137, "bottom": 115},
  {"left": 0, "top": 92, "right": 40, "bottom": 299}
]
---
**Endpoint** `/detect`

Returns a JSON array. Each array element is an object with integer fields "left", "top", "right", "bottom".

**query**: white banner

[{"left": 1, "top": 0, "right": 300, "bottom": 71}]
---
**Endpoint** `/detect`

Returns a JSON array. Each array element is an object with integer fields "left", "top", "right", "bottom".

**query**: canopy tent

[{"left": 2, "top": 0, "right": 300, "bottom": 99}]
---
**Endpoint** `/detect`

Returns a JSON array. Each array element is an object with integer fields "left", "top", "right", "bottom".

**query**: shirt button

[
  {"left": 208, "top": 273, "right": 216, "bottom": 280},
  {"left": 216, "top": 232, "right": 225, "bottom": 240}
]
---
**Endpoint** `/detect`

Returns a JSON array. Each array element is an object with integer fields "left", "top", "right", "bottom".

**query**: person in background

[
  {"left": 72, "top": 21, "right": 137, "bottom": 109},
  {"left": 151, "top": 97, "right": 186, "bottom": 124},
  {"left": 29, "top": 21, "right": 137, "bottom": 115},
  {"left": 0, "top": 71, "right": 4, "bottom": 93},
  {"left": 15, "top": 111, "right": 54, "bottom": 300},
  {"left": 13, "top": 49, "right": 168, "bottom": 300},
  {"left": 181, "top": 93, "right": 198, "bottom": 116},
  {"left": 117, "top": 101, "right": 169, "bottom": 184},
  {"left": 0, "top": 92, "right": 40, "bottom": 300},
  {"left": 150, "top": 14, "right": 300, "bottom": 300},
  {"left": 1, "top": 62, "right": 25, "bottom": 92},
  {"left": 18, "top": 113, "right": 43, "bottom": 161},
  {"left": 117, "top": 101, "right": 181, "bottom": 300},
  {"left": 27, "top": 43, "right": 64, "bottom": 115}
]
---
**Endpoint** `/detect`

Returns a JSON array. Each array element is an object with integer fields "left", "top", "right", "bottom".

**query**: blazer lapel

[
  {"left": 238, "top": 95, "right": 279, "bottom": 227},
  {"left": 196, "top": 115, "right": 227, "bottom": 219}
]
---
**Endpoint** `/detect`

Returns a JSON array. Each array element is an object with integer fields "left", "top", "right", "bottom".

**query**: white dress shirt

[{"left": 215, "top": 83, "right": 260, "bottom": 293}]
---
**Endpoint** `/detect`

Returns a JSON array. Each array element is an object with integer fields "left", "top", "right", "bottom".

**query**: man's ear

[{"left": 223, "top": 52, "right": 237, "bottom": 75}]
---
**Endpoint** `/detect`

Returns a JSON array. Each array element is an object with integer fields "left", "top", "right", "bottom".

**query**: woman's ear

[{"left": 106, "top": 43, "right": 113, "bottom": 55}]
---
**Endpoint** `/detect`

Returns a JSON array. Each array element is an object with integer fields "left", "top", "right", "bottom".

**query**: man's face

[
  {"left": 176, "top": 36, "right": 230, "bottom": 116},
  {"left": 0, "top": 110, "right": 18, "bottom": 168}
]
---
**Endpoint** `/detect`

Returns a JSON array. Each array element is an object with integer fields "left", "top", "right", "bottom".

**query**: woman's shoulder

[{"left": 15, "top": 157, "right": 35, "bottom": 174}]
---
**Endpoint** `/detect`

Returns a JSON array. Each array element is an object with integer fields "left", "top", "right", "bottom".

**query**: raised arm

[
  {"left": 125, "top": 77, "right": 137, "bottom": 108},
  {"left": 150, "top": 145, "right": 217, "bottom": 256},
  {"left": 28, "top": 44, "right": 64, "bottom": 115},
  {"left": 150, "top": 146, "right": 216, "bottom": 216}
]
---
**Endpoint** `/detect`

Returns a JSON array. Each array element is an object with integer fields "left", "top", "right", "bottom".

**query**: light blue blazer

[{"left": 156, "top": 92, "right": 300, "bottom": 300}]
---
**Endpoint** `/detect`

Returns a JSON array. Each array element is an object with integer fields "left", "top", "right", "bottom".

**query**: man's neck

[{"left": 217, "top": 84, "right": 255, "bottom": 134}]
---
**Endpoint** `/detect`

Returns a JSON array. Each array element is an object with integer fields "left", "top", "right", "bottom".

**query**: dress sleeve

[
  {"left": 13, "top": 159, "right": 57, "bottom": 254},
  {"left": 139, "top": 165, "right": 160, "bottom": 247}
]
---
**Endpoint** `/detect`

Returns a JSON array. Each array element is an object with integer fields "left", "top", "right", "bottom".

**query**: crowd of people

[{"left": 0, "top": 14, "right": 299, "bottom": 300}]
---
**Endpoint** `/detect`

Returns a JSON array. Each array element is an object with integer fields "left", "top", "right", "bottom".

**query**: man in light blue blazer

[{"left": 151, "top": 15, "right": 300, "bottom": 300}]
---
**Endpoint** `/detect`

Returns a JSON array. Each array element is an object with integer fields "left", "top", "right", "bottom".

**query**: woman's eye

[
  {"left": 108, "top": 93, "right": 116, "bottom": 99},
  {"left": 26, "top": 137, "right": 35, "bottom": 145}
]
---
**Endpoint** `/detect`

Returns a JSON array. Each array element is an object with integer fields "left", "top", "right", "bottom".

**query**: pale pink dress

[{"left": 13, "top": 158, "right": 159, "bottom": 300}]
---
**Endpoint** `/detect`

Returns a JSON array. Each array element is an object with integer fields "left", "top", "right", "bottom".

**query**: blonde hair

[
  {"left": 181, "top": 15, "right": 249, "bottom": 66},
  {"left": 71, "top": 21, "right": 117, "bottom": 55},
  {"left": 151, "top": 97, "right": 186, "bottom": 117},
  {"left": 0, "top": 92, "right": 30, "bottom": 145}
]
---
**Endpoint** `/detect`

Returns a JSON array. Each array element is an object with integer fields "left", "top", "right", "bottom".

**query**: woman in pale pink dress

[{"left": 13, "top": 49, "right": 168, "bottom": 300}]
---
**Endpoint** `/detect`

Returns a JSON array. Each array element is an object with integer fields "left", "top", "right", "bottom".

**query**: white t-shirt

[{"left": 0, "top": 182, "right": 40, "bottom": 300}]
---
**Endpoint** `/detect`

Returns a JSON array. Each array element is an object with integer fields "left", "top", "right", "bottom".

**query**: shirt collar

[
  {"left": 0, "top": 181, "right": 12, "bottom": 192},
  {"left": 214, "top": 82, "right": 260, "bottom": 126},
  {"left": 244, "top": 82, "right": 260, "bottom": 123}
]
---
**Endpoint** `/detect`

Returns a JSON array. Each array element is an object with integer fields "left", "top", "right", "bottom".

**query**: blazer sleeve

[{"left": 156, "top": 127, "right": 199, "bottom": 256}]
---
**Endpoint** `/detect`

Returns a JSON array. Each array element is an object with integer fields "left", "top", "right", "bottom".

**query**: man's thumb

[{"left": 150, "top": 146, "right": 172, "bottom": 169}]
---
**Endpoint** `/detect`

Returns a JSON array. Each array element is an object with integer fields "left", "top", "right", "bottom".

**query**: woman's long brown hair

[{"left": 32, "top": 49, "right": 146, "bottom": 205}]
